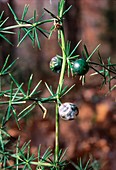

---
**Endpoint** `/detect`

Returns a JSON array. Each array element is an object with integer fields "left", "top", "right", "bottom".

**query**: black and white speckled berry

[{"left": 59, "top": 102, "right": 79, "bottom": 120}]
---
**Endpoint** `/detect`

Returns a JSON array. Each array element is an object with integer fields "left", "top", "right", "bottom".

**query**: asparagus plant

[{"left": 0, "top": 0, "right": 115, "bottom": 169}]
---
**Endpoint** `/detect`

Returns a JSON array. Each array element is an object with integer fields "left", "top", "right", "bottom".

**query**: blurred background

[{"left": 0, "top": 0, "right": 116, "bottom": 169}]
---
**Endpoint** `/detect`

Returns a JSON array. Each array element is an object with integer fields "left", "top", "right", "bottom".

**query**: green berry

[
  {"left": 72, "top": 58, "right": 89, "bottom": 75},
  {"left": 49, "top": 56, "right": 62, "bottom": 73}
]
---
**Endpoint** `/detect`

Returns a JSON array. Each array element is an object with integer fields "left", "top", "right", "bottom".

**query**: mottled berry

[
  {"left": 59, "top": 102, "right": 79, "bottom": 120},
  {"left": 49, "top": 56, "right": 62, "bottom": 73}
]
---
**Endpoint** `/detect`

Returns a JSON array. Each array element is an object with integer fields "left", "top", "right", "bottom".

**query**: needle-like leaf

[
  {"left": 29, "top": 80, "right": 42, "bottom": 97},
  {"left": 18, "top": 103, "right": 36, "bottom": 121}
]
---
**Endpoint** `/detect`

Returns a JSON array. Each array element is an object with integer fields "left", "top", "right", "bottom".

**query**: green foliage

[
  {"left": 0, "top": 0, "right": 115, "bottom": 169},
  {"left": 71, "top": 158, "right": 101, "bottom": 170},
  {"left": 0, "top": 11, "right": 14, "bottom": 45}
]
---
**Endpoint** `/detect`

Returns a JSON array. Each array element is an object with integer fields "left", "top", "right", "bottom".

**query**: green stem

[
  {"left": 55, "top": 28, "right": 66, "bottom": 167},
  {"left": 0, "top": 19, "right": 53, "bottom": 31},
  {"left": 55, "top": 102, "right": 59, "bottom": 165},
  {"left": 0, "top": 76, "right": 1, "bottom": 92},
  {"left": 1, "top": 24, "right": 32, "bottom": 30},
  {"left": 57, "top": 29, "right": 66, "bottom": 95}
]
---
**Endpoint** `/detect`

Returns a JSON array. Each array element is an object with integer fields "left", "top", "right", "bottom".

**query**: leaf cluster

[
  {"left": 0, "top": 136, "right": 68, "bottom": 169},
  {"left": 0, "top": 4, "right": 54, "bottom": 48},
  {"left": 71, "top": 157, "right": 101, "bottom": 170},
  {"left": 83, "top": 45, "right": 116, "bottom": 93}
]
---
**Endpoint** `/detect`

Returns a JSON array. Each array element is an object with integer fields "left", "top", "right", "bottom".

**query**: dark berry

[
  {"left": 49, "top": 56, "right": 62, "bottom": 73},
  {"left": 72, "top": 58, "right": 89, "bottom": 75}
]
